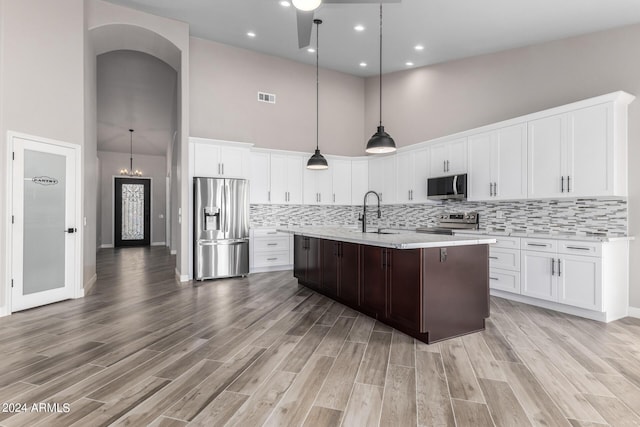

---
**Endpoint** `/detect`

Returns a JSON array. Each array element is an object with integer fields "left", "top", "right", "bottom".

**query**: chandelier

[{"left": 120, "top": 129, "right": 142, "bottom": 176}]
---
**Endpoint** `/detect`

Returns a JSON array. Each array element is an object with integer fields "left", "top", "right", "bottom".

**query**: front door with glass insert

[
  {"left": 11, "top": 136, "right": 79, "bottom": 312},
  {"left": 114, "top": 178, "right": 151, "bottom": 247}
]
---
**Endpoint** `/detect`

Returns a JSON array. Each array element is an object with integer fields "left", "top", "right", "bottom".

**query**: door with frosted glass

[
  {"left": 11, "top": 136, "right": 79, "bottom": 312},
  {"left": 114, "top": 178, "right": 151, "bottom": 247}
]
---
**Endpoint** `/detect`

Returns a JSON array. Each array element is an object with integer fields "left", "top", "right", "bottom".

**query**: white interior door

[{"left": 11, "top": 135, "right": 79, "bottom": 312}]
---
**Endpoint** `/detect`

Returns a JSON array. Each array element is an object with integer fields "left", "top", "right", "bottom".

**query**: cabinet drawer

[
  {"left": 521, "top": 238, "right": 557, "bottom": 253},
  {"left": 558, "top": 240, "right": 601, "bottom": 257},
  {"left": 253, "top": 229, "right": 288, "bottom": 238},
  {"left": 489, "top": 269, "right": 521, "bottom": 294},
  {"left": 253, "top": 251, "right": 290, "bottom": 268},
  {"left": 489, "top": 248, "right": 520, "bottom": 271},
  {"left": 492, "top": 236, "right": 521, "bottom": 250},
  {"left": 253, "top": 236, "right": 289, "bottom": 252}
]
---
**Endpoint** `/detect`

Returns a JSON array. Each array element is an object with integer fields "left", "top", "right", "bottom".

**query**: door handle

[
  {"left": 557, "top": 259, "right": 561, "bottom": 277},
  {"left": 443, "top": 160, "right": 446, "bottom": 172},
  {"left": 493, "top": 183, "right": 497, "bottom": 196},
  {"left": 567, "top": 176, "right": 570, "bottom": 192},
  {"left": 489, "top": 182, "right": 493, "bottom": 197},
  {"left": 561, "top": 176, "right": 564, "bottom": 193},
  {"left": 551, "top": 258, "right": 555, "bottom": 276},
  {"left": 64, "top": 228, "right": 77, "bottom": 233}
]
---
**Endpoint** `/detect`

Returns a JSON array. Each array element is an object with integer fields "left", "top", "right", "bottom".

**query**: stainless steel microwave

[{"left": 427, "top": 174, "right": 467, "bottom": 200}]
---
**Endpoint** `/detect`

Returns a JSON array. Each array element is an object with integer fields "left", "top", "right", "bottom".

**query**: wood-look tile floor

[{"left": 1, "top": 247, "right": 640, "bottom": 426}]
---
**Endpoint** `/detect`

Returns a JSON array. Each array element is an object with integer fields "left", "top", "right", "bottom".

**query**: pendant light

[
  {"left": 366, "top": 2, "right": 396, "bottom": 154},
  {"left": 307, "top": 19, "right": 329, "bottom": 170},
  {"left": 120, "top": 129, "right": 142, "bottom": 176},
  {"left": 292, "top": 0, "right": 321, "bottom": 11}
]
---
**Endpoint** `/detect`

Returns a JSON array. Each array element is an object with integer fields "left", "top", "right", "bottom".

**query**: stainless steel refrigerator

[{"left": 194, "top": 177, "right": 249, "bottom": 280}]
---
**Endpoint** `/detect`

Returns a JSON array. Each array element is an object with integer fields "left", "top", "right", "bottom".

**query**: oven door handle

[{"left": 452, "top": 175, "right": 458, "bottom": 195}]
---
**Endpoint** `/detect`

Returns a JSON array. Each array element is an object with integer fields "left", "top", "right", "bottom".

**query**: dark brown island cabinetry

[
  {"left": 321, "top": 240, "right": 359, "bottom": 304},
  {"left": 294, "top": 235, "right": 489, "bottom": 344},
  {"left": 293, "top": 235, "right": 321, "bottom": 289}
]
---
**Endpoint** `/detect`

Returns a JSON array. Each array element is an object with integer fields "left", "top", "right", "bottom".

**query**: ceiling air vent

[{"left": 258, "top": 92, "right": 276, "bottom": 104}]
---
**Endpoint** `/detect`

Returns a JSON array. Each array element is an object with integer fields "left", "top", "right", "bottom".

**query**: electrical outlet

[{"left": 496, "top": 211, "right": 505, "bottom": 219}]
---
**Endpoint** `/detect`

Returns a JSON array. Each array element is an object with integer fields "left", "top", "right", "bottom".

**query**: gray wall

[
  {"left": 190, "top": 37, "right": 365, "bottom": 156},
  {"left": 0, "top": 0, "right": 86, "bottom": 312},
  {"left": 97, "top": 151, "right": 167, "bottom": 246},
  {"left": 364, "top": 23, "right": 640, "bottom": 309}
]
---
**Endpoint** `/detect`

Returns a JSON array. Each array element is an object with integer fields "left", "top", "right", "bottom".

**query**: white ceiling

[{"left": 103, "top": 0, "right": 640, "bottom": 77}]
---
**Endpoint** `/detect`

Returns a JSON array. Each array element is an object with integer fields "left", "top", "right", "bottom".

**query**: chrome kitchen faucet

[{"left": 358, "top": 190, "right": 381, "bottom": 233}]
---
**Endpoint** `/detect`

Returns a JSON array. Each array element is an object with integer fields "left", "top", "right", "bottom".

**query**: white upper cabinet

[
  {"left": 191, "top": 138, "right": 250, "bottom": 179},
  {"left": 567, "top": 103, "right": 615, "bottom": 197},
  {"left": 429, "top": 137, "right": 467, "bottom": 177},
  {"left": 368, "top": 155, "right": 396, "bottom": 204},
  {"left": 331, "top": 159, "right": 352, "bottom": 205},
  {"left": 270, "top": 154, "right": 304, "bottom": 204},
  {"left": 249, "top": 151, "right": 270, "bottom": 204},
  {"left": 528, "top": 96, "right": 630, "bottom": 199},
  {"left": 303, "top": 166, "right": 332, "bottom": 205},
  {"left": 397, "top": 148, "right": 430, "bottom": 203},
  {"left": 351, "top": 159, "right": 369, "bottom": 205},
  {"left": 468, "top": 124, "right": 527, "bottom": 201}
]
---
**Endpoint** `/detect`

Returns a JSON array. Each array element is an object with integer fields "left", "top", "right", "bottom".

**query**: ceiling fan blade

[
  {"left": 323, "top": 0, "right": 401, "bottom": 3},
  {"left": 297, "top": 9, "right": 315, "bottom": 49}
]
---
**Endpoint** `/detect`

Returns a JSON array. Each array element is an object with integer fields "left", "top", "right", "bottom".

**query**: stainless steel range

[{"left": 416, "top": 212, "right": 479, "bottom": 235}]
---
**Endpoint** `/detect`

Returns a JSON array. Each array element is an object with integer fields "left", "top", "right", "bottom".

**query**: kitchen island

[{"left": 278, "top": 227, "right": 496, "bottom": 343}]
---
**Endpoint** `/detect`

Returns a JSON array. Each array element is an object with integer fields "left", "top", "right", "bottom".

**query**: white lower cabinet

[
  {"left": 455, "top": 233, "right": 629, "bottom": 322},
  {"left": 250, "top": 229, "right": 293, "bottom": 272},
  {"left": 521, "top": 250, "right": 558, "bottom": 302}
]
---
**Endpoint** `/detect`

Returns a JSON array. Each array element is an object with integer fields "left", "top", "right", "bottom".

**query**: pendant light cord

[
  {"left": 379, "top": 2, "right": 383, "bottom": 127},
  {"left": 316, "top": 21, "right": 320, "bottom": 151}
]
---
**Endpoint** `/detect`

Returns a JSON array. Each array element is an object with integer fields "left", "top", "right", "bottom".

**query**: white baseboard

[
  {"left": 0, "top": 306, "right": 9, "bottom": 317},
  {"left": 151, "top": 241, "right": 166, "bottom": 246},
  {"left": 84, "top": 273, "right": 98, "bottom": 296},
  {"left": 100, "top": 244, "right": 114, "bottom": 249},
  {"left": 170, "top": 249, "right": 177, "bottom": 255},
  {"left": 250, "top": 265, "right": 293, "bottom": 274},
  {"left": 175, "top": 268, "right": 189, "bottom": 283},
  {"left": 628, "top": 306, "right": 640, "bottom": 319}
]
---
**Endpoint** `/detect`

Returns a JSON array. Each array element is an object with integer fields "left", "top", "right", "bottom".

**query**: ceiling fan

[{"left": 293, "top": 0, "right": 401, "bottom": 49}]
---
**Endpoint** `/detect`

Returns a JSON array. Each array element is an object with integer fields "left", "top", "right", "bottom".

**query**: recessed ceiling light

[
  {"left": 359, "top": 62, "right": 367, "bottom": 67},
  {"left": 279, "top": 0, "right": 291, "bottom": 7},
  {"left": 414, "top": 45, "right": 424, "bottom": 51},
  {"left": 247, "top": 32, "right": 256, "bottom": 38},
  {"left": 354, "top": 25, "right": 365, "bottom": 32},
  {"left": 406, "top": 61, "right": 414, "bottom": 66},
  {"left": 307, "top": 47, "right": 316, "bottom": 53}
]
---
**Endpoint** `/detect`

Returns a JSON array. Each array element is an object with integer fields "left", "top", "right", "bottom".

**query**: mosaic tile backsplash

[{"left": 250, "top": 198, "right": 628, "bottom": 235}]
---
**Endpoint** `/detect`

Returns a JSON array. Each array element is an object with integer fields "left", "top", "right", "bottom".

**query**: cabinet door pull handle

[
  {"left": 490, "top": 277, "right": 498, "bottom": 281},
  {"left": 443, "top": 160, "right": 446, "bottom": 172},
  {"left": 333, "top": 193, "right": 335, "bottom": 203},
  {"left": 493, "top": 182, "right": 497, "bottom": 196},
  {"left": 567, "top": 176, "right": 571, "bottom": 192},
  {"left": 489, "top": 256, "right": 498, "bottom": 259},
  {"left": 266, "top": 231, "right": 277, "bottom": 234},
  {"left": 561, "top": 176, "right": 565, "bottom": 193},
  {"left": 222, "top": 163, "right": 224, "bottom": 175},
  {"left": 267, "top": 257, "right": 278, "bottom": 261},
  {"left": 557, "top": 259, "right": 561, "bottom": 277},
  {"left": 489, "top": 183, "right": 493, "bottom": 197},
  {"left": 527, "top": 243, "right": 547, "bottom": 247},
  {"left": 566, "top": 246, "right": 590, "bottom": 251},
  {"left": 268, "top": 191, "right": 271, "bottom": 202},
  {"left": 319, "top": 193, "right": 321, "bottom": 203},
  {"left": 551, "top": 258, "right": 555, "bottom": 276},
  {"left": 267, "top": 243, "right": 277, "bottom": 246},
  {"left": 447, "top": 160, "right": 450, "bottom": 172}
]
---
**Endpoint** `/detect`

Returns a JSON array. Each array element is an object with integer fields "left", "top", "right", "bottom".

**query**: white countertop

[
  {"left": 452, "top": 229, "right": 634, "bottom": 242},
  {"left": 277, "top": 226, "right": 496, "bottom": 249}
]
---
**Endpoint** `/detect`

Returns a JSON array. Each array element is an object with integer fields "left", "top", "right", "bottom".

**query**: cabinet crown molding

[{"left": 189, "top": 136, "right": 254, "bottom": 149}]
